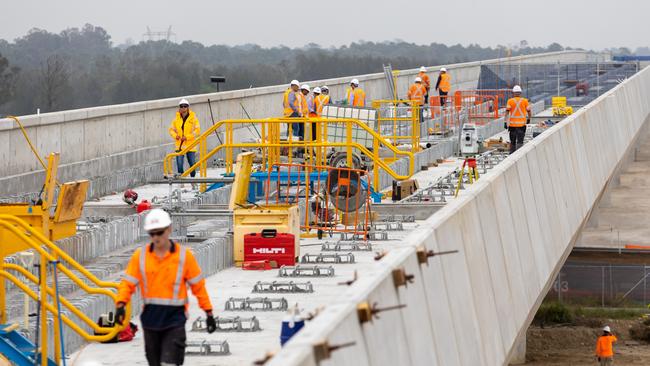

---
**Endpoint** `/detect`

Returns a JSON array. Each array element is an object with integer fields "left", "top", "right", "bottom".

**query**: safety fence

[
  {"left": 546, "top": 263, "right": 650, "bottom": 308},
  {"left": 478, "top": 62, "right": 639, "bottom": 106},
  {"left": 163, "top": 118, "right": 415, "bottom": 193}
]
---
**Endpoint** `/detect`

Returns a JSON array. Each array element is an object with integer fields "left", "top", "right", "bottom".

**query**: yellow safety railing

[
  {"left": 163, "top": 118, "right": 415, "bottom": 192},
  {"left": 372, "top": 99, "right": 421, "bottom": 155},
  {"left": 0, "top": 215, "right": 130, "bottom": 365}
]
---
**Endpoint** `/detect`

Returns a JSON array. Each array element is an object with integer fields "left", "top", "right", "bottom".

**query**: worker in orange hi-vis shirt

[
  {"left": 115, "top": 209, "right": 216, "bottom": 366},
  {"left": 595, "top": 325, "right": 617, "bottom": 366}
]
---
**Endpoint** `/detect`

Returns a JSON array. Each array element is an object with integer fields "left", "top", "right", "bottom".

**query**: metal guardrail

[{"left": 163, "top": 118, "right": 415, "bottom": 192}]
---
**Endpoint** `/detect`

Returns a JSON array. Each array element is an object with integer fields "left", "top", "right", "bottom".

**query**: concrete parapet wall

[
  {"left": 0, "top": 51, "right": 599, "bottom": 196},
  {"left": 268, "top": 59, "right": 650, "bottom": 365}
]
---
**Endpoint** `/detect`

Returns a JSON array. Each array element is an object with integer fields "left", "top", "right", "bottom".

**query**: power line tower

[{"left": 143, "top": 26, "right": 176, "bottom": 42}]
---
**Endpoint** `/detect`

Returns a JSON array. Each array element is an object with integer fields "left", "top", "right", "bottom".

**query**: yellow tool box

[{"left": 233, "top": 204, "right": 300, "bottom": 266}]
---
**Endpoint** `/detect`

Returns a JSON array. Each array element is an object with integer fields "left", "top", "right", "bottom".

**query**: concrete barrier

[
  {"left": 269, "top": 60, "right": 650, "bottom": 365},
  {"left": 0, "top": 51, "right": 602, "bottom": 196}
]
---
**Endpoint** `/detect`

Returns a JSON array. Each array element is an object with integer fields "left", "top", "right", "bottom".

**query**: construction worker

[
  {"left": 321, "top": 85, "right": 331, "bottom": 104},
  {"left": 301, "top": 84, "right": 317, "bottom": 141},
  {"left": 346, "top": 79, "right": 366, "bottom": 107},
  {"left": 115, "top": 209, "right": 216, "bottom": 366},
  {"left": 313, "top": 87, "right": 322, "bottom": 115},
  {"left": 435, "top": 67, "right": 451, "bottom": 107},
  {"left": 595, "top": 325, "right": 617, "bottom": 365},
  {"left": 407, "top": 77, "right": 427, "bottom": 123},
  {"left": 168, "top": 99, "right": 201, "bottom": 188},
  {"left": 504, "top": 85, "right": 531, "bottom": 154},
  {"left": 283, "top": 80, "right": 304, "bottom": 138},
  {"left": 283, "top": 80, "right": 302, "bottom": 118},
  {"left": 418, "top": 66, "right": 431, "bottom": 104}
]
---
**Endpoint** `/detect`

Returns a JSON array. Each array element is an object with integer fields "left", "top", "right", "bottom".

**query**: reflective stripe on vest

[
  {"left": 172, "top": 247, "right": 187, "bottom": 299},
  {"left": 139, "top": 245, "right": 148, "bottom": 292},
  {"left": 509, "top": 98, "right": 527, "bottom": 125},
  {"left": 187, "top": 273, "right": 204, "bottom": 285},
  {"left": 123, "top": 273, "right": 139, "bottom": 285}
]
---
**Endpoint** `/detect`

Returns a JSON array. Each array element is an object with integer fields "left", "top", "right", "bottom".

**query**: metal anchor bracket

[
  {"left": 416, "top": 247, "right": 459, "bottom": 265},
  {"left": 313, "top": 340, "right": 357, "bottom": 362},
  {"left": 356, "top": 301, "right": 407, "bottom": 324},
  {"left": 321, "top": 240, "right": 373, "bottom": 252},
  {"left": 278, "top": 265, "right": 335, "bottom": 277},
  {"left": 185, "top": 340, "right": 230, "bottom": 356},
  {"left": 252, "top": 280, "right": 314, "bottom": 293},
  {"left": 192, "top": 316, "right": 261, "bottom": 332},
  {"left": 301, "top": 252, "right": 355, "bottom": 264},
  {"left": 392, "top": 268, "right": 415, "bottom": 288},
  {"left": 224, "top": 297, "right": 289, "bottom": 311}
]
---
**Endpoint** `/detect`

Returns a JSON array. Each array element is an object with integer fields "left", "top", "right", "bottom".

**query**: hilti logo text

[{"left": 252, "top": 248, "right": 286, "bottom": 254}]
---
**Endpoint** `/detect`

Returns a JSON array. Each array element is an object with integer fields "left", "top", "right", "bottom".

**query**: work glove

[
  {"left": 206, "top": 312, "right": 217, "bottom": 334},
  {"left": 115, "top": 303, "right": 126, "bottom": 325},
  {"left": 503, "top": 122, "right": 508, "bottom": 130},
  {"left": 527, "top": 118, "right": 531, "bottom": 124}
]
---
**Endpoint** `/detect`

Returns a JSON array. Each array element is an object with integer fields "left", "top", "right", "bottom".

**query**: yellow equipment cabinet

[
  {"left": 229, "top": 152, "right": 301, "bottom": 266},
  {"left": 233, "top": 204, "right": 300, "bottom": 266}
]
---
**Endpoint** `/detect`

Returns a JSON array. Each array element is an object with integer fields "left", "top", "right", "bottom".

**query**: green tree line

[{"left": 0, "top": 24, "right": 572, "bottom": 115}]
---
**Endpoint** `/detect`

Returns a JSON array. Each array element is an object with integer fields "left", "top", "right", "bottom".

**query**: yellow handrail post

[
  {"left": 200, "top": 138, "right": 207, "bottom": 192},
  {"left": 39, "top": 254, "right": 48, "bottom": 366}
]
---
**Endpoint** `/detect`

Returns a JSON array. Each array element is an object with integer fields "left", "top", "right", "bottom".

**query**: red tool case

[{"left": 244, "top": 229, "right": 296, "bottom": 266}]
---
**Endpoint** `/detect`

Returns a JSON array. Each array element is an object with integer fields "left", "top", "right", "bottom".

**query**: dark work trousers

[
  {"left": 439, "top": 90, "right": 448, "bottom": 107},
  {"left": 509, "top": 125, "right": 527, "bottom": 154},
  {"left": 424, "top": 91, "right": 429, "bottom": 104},
  {"left": 288, "top": 111, "right": 304, "bottom": 139},
  {"left": 143, "top": 326, "right": 186, "bottom": 366}
]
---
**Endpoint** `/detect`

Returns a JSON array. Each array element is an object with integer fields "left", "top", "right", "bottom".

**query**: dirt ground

[{"left": 525, "top": 319, "right": 650, "bottom": 365}]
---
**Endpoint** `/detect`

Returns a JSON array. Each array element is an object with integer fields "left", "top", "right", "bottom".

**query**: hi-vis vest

[
  {"left": 407, "top": 83, "right": 427, "bottom": 105},
  {"left": 346, "top": 88, "right": 366, "bottom": 107},
  {"left": 283, "top": 89, "right": 301, "bottom": 117},
  {"left": 506, "top": 97, "right": 530, "bottom": 127},
  {"left": 117, "top": 242, "right": 212, "bottom": 311},
  {"left": 315, "top": 94, "right": 330, "bottom": 116},
  {"left": 438, "top": 73, "right": 451, "bottom": 92}
]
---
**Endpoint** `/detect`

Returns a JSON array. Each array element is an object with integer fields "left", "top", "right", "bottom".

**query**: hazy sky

[{"left": 1, "top": 0, "right": 648, "bottom": 50}]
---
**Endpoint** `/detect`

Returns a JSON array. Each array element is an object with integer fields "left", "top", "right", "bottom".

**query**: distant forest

[{"left": 0, "top": 23, "right": 610, "bottom": 115}]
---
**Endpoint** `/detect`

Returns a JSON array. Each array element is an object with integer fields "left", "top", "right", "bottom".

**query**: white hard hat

[
  {"left": 415, "top": 77, "right": 422, "bottom": 83},
  {"left": 603, "top": 326, "right": 611, "bottom": 333},
  {"left": 440, "top": 67, "right": 447, "bottom": 72},
  {"left": 178, "top": 98, "right": 190, "bottom": 106},
  {"left": 351, "top": 78, "right": 359, "bottom": 86},
  {"left": 313, "top": 87, "right": 321, "bottom": 94},
  {"left": 290, "top": 79, "right": 300, "bottom": 86},
  {"left": 419, "top": 66, "right": 427, "bottom": 72},
  {"left": 321, "top": 85, "right": 329, "bottom": 91},
  {"left": 300, "top": 84, "right": 310, "bottom": 92},
  {"left": 512, "top": 85, "right": 522, "bottom": 93},
  {"left": 143, "top": 208, "right": 172, "bottom": 231}
]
